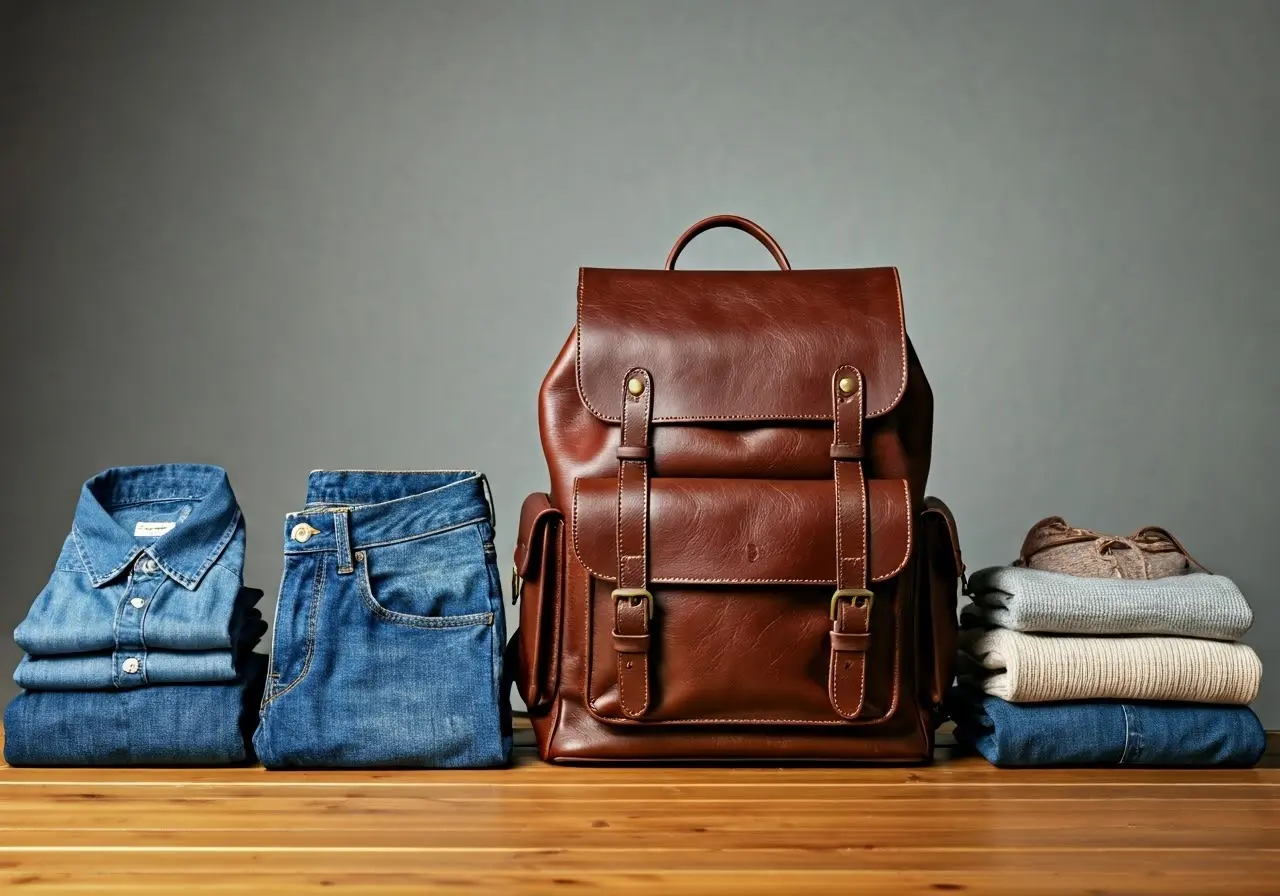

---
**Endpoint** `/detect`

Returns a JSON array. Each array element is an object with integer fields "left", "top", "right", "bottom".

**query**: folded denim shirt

[
  {"left": 947, "top": 685, "right": 1266, "bottom": 767},
  {"left": 15, "top": 465, "right": 254, "bottom": 657},
  {"left": 4, "top": 654, "right": 268, "bottom": 766},
  {"left": 14, "top": 610, "right": 266, "bottom": 690}
]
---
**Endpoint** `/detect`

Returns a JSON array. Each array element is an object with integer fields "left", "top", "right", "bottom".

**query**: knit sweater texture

[
  {"left": 959, "top": 627, "right": 1262, "bottom": 704},
  {"left": 963, "top": 567, "right": 1252, "bottom": 640}
]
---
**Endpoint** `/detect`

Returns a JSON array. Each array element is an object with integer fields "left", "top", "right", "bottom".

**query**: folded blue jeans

[
  {"left": 3, "top": 654, "right": 267, "bottom": 766},
  {"left": 254, "top": 471, "right": 511, "bottom": 769},
  {"left": 947, "top": 685, "right": 1266, "bottom": 767},
  {"left": 14, "top": 612, "right": 266, "bottom": 690}
]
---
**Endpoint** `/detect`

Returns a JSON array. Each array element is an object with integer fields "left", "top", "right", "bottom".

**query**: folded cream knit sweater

[{"left": 959, "top": 628, "right": 1262, "bottom": 704}]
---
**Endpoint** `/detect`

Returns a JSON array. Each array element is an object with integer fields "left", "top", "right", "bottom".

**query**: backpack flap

[{"left": 575, "top": 267, "right": 910, "bottom": 423}]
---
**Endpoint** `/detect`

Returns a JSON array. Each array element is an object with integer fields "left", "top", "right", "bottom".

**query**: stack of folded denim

[
  {"left": 4, "top": 465, "right": 267, "bottom": 766},
  {"left": 947, "top": 519, "right": 1266, "bottom": 767}
]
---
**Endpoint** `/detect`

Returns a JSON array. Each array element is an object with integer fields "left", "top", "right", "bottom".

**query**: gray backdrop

[{"left": 2, "top": 1, "right": 1277, "bottom": 722}]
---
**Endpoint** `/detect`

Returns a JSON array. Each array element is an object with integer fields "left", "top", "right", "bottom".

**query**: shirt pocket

[{"left": 354, "top": 523, "right": 496, "bottom": 629}]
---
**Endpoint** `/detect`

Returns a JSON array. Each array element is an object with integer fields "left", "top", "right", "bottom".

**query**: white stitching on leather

[
  {"left": 574, "top": 268, "right": 911, "bottom": 423},
  {"left": 583, "top": 563, "right": 906, "bottom": 727},
  {"left": 572, "top": 478, "right": 913, "bottom": 584},
  {"left": 877, "top": 479, "right": 914, "bottom": 580},
  {"left": 874, "top": 267, "right": 909, "bottom": 416},
  {"left": 857, "top": 461, "right": 867, "bottom": 586},
  {"left": 831, "top": 601, "right": 865, "bottom": 718}
]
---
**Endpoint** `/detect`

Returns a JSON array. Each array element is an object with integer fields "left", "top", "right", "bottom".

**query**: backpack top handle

[{"left": 664, "top": 215, "right": 792, "bottom": 271}]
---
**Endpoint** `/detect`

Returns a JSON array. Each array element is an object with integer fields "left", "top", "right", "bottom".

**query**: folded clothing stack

[
  {"left": 948, "top": 517, "right": 1266, "bottom": 767},
  {"left": 4, "top": 465, "right": 267, "bottom": 766}
]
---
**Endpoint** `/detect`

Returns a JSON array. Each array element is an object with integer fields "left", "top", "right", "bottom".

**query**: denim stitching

[
  {"left": 281, "top": 516, "right": 490, "bottom": 554},
  {"left": 288, "top": 474, "right": 484, "bottom": 516},
  {"left": 263, "top": 557, "right": 326, "bottom": 705},
  {"left": 161, "top": 509, "right": 240, "bottom": 589},
  {"left": 354, "top": 551, "right": 493, "bottom": 630},
  {"left": 184, "top": 508, "right": 241, "bottom": 588},
  {"left": 480, "top": 526, "right": 506, "bottom": 751},
  {"left": 1119, "top": 703, "right": 1133, "bottom": 764},
  {"left": 353, "top": 516, "right": 489, "bottom": 551},
  {"left": 261, "top": 546, "right": 294, "bottom": 692},
  {"left": 112, "top": 567, "right": 133, "bottom": 653},
  {"left": 100, "top": 495, "right": 205, "bottom": 509},
  {"left": 74, "top": 524, "right": 141, "bottom": 584}
]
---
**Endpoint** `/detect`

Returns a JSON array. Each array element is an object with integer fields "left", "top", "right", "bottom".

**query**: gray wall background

[{"left": 2, "top": 1, "right": 1277, "bottom": 722}]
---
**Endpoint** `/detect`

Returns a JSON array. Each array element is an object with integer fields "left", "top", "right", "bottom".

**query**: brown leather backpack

[{"left": 512, "top": 215, "right": 963, "bottom": 762}]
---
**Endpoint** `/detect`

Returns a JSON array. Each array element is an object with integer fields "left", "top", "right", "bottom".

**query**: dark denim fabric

[
  {"left": 254, "top": 471, "right": 511, "bottom": 769},
  {"left": 15, "top": 465, "right": 260, "bottom": 658},
  {"left": 3, "top": 654, "right": 267, "bottom": 766},
  {"left": 947, "top": 685, "right": 1266, "bottom": 767}
]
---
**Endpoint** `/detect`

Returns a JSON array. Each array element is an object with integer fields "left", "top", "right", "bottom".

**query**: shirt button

[
  {"left": 291, "top": 523, "right": 314, "bottom": 543},
  {"left": 139, "top": 557, "right": 159, "bottom": 575},
  {"left": 130, "top": 597, "right": 146, "bottom": 609},
  {"left": 121, "top": 658, "right": 141, "bottom": 674}
]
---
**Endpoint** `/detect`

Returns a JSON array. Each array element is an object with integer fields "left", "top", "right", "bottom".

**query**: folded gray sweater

[{"left": 963, "top": 567, "right": 1252, "bottom": 640}]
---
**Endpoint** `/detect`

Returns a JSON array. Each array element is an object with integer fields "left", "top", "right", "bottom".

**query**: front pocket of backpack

[
  {"left": 573, "top": 476, "right": 913, "bottom": 726},
  {"left": 354, "top": 524, "right": 495, "bottom": 629}
]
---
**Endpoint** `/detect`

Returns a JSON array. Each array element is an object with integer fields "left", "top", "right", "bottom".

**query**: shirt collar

[{"left": 71, "top": 464, "right": 241, "bottom": 591}]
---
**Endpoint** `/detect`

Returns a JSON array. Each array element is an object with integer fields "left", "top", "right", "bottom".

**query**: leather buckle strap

[
  {"left": 615, "top": 369, "right": 654, "bottom": 719},
  {"left": 612, "top": 588, "right": 652, "bottom": 718},
  {"left": 829, "top": 366, "right": 871, "bottom": 721},
  {"left": 613, "top": 588, "right": 655, "bottom": 620},
  {"left": 830, "top": 588, "right": 873, "bottom": 620},
  {"left": 829, "top": 584, "right": 873, "bottom": 719}
]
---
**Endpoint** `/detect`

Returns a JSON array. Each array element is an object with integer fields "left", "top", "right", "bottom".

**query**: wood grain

[{"left": 1, "top": 728, "right": 1277, "bottom": 894}]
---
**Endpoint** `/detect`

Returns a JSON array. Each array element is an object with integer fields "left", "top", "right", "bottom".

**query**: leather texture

[
  {"left": 513, "top": 493, "right": 561, "bottom": 712},
  {"left": 571, "top": 477, "right": 912, "bottom": 585},
  {"left": 576, "top": 267, "right": 909, "bottom": 423},
  {"left": 515, "top": 215, "right": 961, "bottom": 762}
]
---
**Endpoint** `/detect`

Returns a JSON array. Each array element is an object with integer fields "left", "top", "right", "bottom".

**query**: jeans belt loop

[{"left": 335, "top": 508, "right": 355, "bottom": 575}]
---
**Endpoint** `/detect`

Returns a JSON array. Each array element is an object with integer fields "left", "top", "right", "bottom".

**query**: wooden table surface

[{"left": 1, "top": 729, "right": 1276, "bottom": 894}]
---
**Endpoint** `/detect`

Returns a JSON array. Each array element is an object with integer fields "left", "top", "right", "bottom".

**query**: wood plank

[
  {"left": 1, "top": 737, "right": 1277, "bottom": 892},
  {"left": 5, "top": 870, "right": 1279, "bottom": 896}
]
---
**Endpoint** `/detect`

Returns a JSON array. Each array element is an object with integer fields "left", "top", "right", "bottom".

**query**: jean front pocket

[
  {"left": 353, "top": 526, "right": 495, "bottom": 629},
  {"left": 263, "top": 552, "right": 325, "bottom": 704}
]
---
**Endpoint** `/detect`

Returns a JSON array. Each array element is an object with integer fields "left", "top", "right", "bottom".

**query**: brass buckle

[
  {"left": 830, "top": 588, "right": 874, "bottom": 620},
  {"left": 510, "top": 564, "right": 522, "bottom": 605},
  {"left": 612, "top": 587, "right": 655, "bottom": 620}
]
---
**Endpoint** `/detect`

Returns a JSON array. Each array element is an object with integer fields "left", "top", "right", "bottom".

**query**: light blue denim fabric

[
  {"left": 947, "top": 685, "right": 1266, "bottom": 767},
  {"left": 254, "top": 471, "right": 511, "bottom": 769},
  {"left": 14, "top": 610, "right": 266, "bottom": 690},
  {"left": 3, "top": 654, "right": 267, "bottom": 766},
  {"left": 15, "top": 465, "right": 259, "bottom": 656}
]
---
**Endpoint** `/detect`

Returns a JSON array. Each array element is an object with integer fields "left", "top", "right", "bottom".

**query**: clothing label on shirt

[{"left": 134, "top": 521, "right": 176, "bottom": 537}]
